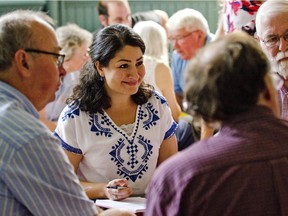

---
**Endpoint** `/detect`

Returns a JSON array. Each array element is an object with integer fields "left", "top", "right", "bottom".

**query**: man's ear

[
  {"left": 99, "top": 15, "right": 108, "bottom": 27},
  {"left": 14, "top": 50, "right": 32, "bottom": 78},
  {"left": 196, "top": 30, "right": 205, "bottom": 46}
]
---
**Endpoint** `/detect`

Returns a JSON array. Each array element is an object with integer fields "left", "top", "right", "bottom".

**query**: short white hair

[
  {"left": 166, "top": 8, "right": 210, "bottom": 35},
  {"left": 256, "top": 0, "right": 288, "bottom": 38}
]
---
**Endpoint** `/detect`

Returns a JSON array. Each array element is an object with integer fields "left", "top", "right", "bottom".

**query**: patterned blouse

[{"left": 54, "top": 91, "right": 177, "bottom": 195}]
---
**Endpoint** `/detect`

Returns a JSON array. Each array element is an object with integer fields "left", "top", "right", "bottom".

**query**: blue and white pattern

[{"left": 55, "top": 91, "right": 177, "bottom": 195}]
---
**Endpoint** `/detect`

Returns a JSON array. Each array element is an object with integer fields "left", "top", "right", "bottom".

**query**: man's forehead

[
  {"left": 168, "top": 28, "right": 188, "bottom": 36},
  {"left": 260, "top": 15, "right": 288, "bottom": 36},
  {"left": 107, "top": 1, "right": 130, "bottom": 12}
]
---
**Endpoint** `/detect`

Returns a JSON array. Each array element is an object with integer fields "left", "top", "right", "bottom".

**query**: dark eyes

[
  {"left": 136, "top": 61, "right": 143, "bottom": 67},
  {"left": 119, "top": 61, "right": 143, "bottom": 69}
]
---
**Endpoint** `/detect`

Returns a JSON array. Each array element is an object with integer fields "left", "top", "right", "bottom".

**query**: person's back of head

[
  {"left": 133, "top": 20, "right": 168, "bottom": 63},
  {"left": 166, "top": 8, "right": 210, "bottom": 36},
  {"left": 56, "top": 23, "right": 92, "bottom": 62},
  {"left": 185, "top": 31, "right": 272, "bottom": 122}
]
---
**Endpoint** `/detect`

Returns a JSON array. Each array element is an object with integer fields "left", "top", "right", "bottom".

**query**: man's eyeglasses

[
  {"left": 24, "top": 48, "right": 65, "bottom": 68},
  {"left": 261, "top": 31, "right": 288, "bottom": 48},
  {"left": 169, "top": 30, "right": 199, "bottom": 43}
]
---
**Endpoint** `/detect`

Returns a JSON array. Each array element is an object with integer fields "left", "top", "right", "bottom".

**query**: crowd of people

[{"left": 2, "top": 0, "right": 288, "bottom": 215}]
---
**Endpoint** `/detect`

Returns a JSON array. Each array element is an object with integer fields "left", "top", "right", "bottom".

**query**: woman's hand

[{"left": 106, "top": 179, "right": 133, "bottom": 201}]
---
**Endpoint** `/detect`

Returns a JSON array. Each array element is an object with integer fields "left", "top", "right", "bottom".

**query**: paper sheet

[{"left": 95, "top": 197, "right": 146, "bottom": 213}]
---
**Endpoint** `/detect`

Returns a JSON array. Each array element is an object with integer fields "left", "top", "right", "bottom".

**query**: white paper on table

[{"left": 95, "top": 197, "right": 146, "bottom": 213}]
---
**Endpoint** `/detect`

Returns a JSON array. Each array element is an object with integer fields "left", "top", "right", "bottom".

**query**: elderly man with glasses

[
  {"left": 256, "top": 0, "right": 288, "bottom": 120},
  {"left": 167, "top": 8, "right": 214, "bottom": 109}
]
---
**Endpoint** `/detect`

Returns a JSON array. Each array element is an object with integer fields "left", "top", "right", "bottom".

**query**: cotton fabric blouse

[{"left": 54, "top": 91, "right": 177, "bottom": 195}]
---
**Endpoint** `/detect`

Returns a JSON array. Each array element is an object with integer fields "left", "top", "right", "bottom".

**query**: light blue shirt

[
  {"left": 0, "top": 81, "right": 96, "bottom": 215},
  {"left": 171, "top": 33, "right": 215, "bottom": 93}
]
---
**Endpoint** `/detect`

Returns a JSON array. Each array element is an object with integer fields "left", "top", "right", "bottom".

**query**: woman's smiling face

[{"left": 99, "top": 45, "right": 145, "bottom": 97}]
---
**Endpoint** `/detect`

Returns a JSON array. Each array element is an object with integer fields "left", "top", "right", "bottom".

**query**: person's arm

[
  {"left": 157, "top": 134, "right": 178, "bottom": 165},
  {"left": 155, "top": 62, "right": 181, "bottom": 122},
  {"left": 64, "top": 150, "right": 133, "bottom": 200},
  {"left": 6, "top": 134, "right": 97, "bottom": 215}
]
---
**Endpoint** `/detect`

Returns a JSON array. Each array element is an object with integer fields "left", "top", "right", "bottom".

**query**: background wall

[{"left": 0, "top": 0, "right": 219, "bottom": 33}]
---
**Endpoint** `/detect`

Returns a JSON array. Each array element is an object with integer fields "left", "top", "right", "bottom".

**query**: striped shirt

[{"left": 0, "top": 81, "right": 97, "bottom": 216}]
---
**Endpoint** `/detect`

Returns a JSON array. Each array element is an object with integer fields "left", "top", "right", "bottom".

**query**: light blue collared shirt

[{"left": 0, "top": 81, "right": 96, "bottom": 215}]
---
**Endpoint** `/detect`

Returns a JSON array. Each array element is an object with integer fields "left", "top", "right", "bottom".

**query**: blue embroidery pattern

[
  {"left": 62, "top": 101, "right": 80, "bottom": 121},
  {"left": 106, "top": 104, "right": 157, "bottom": 182},
  {"left": 154, "top": 92, "right": 168, "bottom": 105},
  {"left": 109, "top": 135, "right": 153, "bottom": 182},
  {"left": 89, "top": 113, "right": 113, "bottom": 137},
  {"left": 143, "top": 102, "right": 160, "bottom": 130}
]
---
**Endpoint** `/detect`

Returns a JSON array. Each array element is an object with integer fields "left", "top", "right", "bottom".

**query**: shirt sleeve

[
  {"left": 54, "top": 104, "right": 83, "bottom": 154},
  {"left": 4, "top": 133, "right": 97, "bottom": 216},
  {"left": 154, "top": 92, "right": 178, "bottom": 140}
]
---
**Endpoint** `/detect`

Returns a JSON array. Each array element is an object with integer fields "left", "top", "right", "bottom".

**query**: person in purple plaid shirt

[{"left": 145, "top": 31, "right": 288, "bottom": 215}]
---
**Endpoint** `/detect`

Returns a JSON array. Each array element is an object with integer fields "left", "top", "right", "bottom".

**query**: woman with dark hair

[{"left": 54, "top": 24, "right": 178, "bottom": 201}]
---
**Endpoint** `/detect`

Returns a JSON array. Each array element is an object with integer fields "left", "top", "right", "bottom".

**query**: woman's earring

[{"left": 100, "top": 75, "right": 104, "bottom": 81}]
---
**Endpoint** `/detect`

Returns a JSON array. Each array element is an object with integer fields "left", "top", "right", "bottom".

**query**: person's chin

[{"left": 275, "top": 60, "right": 288, "bottom": 80}]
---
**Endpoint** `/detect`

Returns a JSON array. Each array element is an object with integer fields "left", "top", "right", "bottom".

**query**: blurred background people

[
  {"left": 256, "top": 0, "right": 288, "bottom": 120},
  {"left": 54, "top": 24, "right": 177, "bottom": 201},
  {"left": 95, "top": 0, "right": 168, "bottom": 36},
  {"left": 146, "top": 31, "right": 288, "bottom": 215},
  {"left": 133, "top": 20, "right": 196, "bottom": 150},
  {"left": 166, "top": 8, "right": 214, "bottom": 109},
  {"left": 166, "top": 8, "right": 215, "bottom": 142},
  {"left": 40, "top": 23, "right": 92, "bottom": 131},
  {"left": 133, "top": 21, "right": 180, "bottom": 122}
]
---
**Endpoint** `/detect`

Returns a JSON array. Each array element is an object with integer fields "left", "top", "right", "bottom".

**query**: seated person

[
  {"left": 39, "top": 23, "right": 92, "bottom": 131},
  {"left": 54, "top": 24, "right": 178, "bottom": 201},
  {"left": 145, "top": 31, "right": 288, "bottom": 215}
]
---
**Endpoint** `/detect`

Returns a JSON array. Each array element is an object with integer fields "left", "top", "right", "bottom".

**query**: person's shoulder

[{"left": 148, "top": 91, "right": 168, "bottom": 104}]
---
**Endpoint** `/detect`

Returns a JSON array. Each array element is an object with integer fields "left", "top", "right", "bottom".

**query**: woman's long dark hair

[{"left": 67, "top": 24, "right": 153, "bottom": 114}]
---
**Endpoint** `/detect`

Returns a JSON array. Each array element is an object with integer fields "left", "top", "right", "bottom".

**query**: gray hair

[
  {"left": 0, "top": 10, "right": 54, "bottom": 71},
  {"left": 56, "top": 23, "right": 92, "bottom": 61},
  {"left": 166, "top": 8, "right": 210, "bottom": 35},
  {"left": 256, "top": 0, "right": 288, "bottom": 38},
  {"left": 185, "top": 31, "right": 269, "bottom": 122}
]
